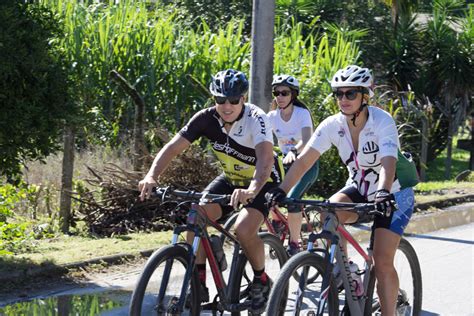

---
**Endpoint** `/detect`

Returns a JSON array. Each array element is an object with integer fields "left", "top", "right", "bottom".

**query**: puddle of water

[{"left": 0, "top": 290, "right": 130, "bottom": 316}]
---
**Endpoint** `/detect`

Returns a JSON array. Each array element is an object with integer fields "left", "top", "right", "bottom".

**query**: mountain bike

[
  {"left": 129, "top": 187, "right": 288, "bottom": 315},
  {"left": 266, "top": 198, "right": 422, "bottom": 316}
]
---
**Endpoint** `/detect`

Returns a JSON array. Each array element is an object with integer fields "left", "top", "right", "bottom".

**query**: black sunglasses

[
  {"left": 273, "top": 90, "right": 292, "bottom": 97},
  {"left": 333, "top": 89, "right": 363, "bottom": 100},
  {"left": 214, "top": 96, "right": 241, "bottom": 105}
]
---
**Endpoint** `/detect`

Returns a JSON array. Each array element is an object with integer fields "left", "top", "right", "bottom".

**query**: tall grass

[
  {"left": 40, "top": 0, "right": 361, "bottom": 143},
  {"left": 31, "top": 0, "right": 363, "bottom": 198}
]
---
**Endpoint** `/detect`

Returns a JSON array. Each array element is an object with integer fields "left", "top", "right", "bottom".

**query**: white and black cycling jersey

[
  {"left": 309, "top": 106, "right": 402, "bottom": 200},
  {"left": 179, "top": 103, "right": 284, "bottom": 186}
]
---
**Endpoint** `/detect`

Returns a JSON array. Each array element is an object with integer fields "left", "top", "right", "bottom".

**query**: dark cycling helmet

[
  {"left": 272, "top": 74, "right": 300, "bottom": 93},
  {"left": 209, "top": 69, "right": 249, "bottom": 97},
  {"left": 331, "top": 65, "right": 374, "bottom": 97}
]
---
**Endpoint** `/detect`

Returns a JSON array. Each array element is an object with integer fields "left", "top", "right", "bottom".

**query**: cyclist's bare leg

[
  {"left": 288, "top": 211, "right": 302, "bottom": 243},
  {"left": 373, "top": 227, "right": 401, "bottom": 316},
  {"left": 234, "top": 207, "right": 265, "bottom": 270},
  {"left": 325, "top": 192, "right": 358, "bottom": 253},
  {"left": 186, "top": 203, "right": 223, "bottom": 264}
]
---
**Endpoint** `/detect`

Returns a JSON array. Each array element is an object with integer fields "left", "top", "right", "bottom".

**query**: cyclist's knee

[
  {"left": 373, "top": 252, "right": 395, "bottom": 275},
  {"left": 374, "top": 261, "right": 396, "bottom": 278},
  {"left": 235, "top": 225, "right": 258, "bottom": 243}
]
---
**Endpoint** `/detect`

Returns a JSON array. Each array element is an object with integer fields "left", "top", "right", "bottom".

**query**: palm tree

[{"left": 422, "top": 0, "right": 473, "bottom": 179}]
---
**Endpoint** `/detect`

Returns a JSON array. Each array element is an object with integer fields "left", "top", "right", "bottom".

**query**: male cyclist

[{"left": 139, "top": 69, "right": 284, "bottom": 314}]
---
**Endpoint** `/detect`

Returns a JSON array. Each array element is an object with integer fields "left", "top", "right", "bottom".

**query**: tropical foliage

[{"left": 0, "top": 0, "right": 73, "bottom": 178}]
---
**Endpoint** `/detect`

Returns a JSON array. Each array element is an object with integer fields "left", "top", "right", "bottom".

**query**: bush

[{"left": 0, "top": 0, "right": 73, "bottom": 178}]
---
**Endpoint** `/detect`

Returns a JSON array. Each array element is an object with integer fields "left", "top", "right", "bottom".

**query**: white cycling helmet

[
  {"left": 272, "top": 74, "right": 300, "bottom": 93},
  {"left": 331, "top": 65, "right": 374, "bottom": 97}
]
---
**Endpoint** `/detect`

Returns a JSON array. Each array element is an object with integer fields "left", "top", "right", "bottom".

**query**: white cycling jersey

[
  {"left": 309, "top": 106, "right": 401, "bottom": 201},
  {"left": 268, "top": 106, "right": 313, "bottom": 155}
]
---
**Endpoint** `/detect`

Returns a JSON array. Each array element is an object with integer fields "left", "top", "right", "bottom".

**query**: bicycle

[
  {"left": 266, "top": 198, "right": 422, "bottom": 316},
  {"left": 221, "top": 202, "right": 321, "bottom": 250},
  {"left": 129, "top": 187, "right": 288, "bottom": 315}
]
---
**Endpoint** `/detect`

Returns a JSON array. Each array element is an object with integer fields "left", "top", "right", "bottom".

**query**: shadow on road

[{"left": 404, "top": 232, "right": 474, "bottom": 245}]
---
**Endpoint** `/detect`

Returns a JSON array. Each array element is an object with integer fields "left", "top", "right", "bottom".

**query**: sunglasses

[
  {"left": 214, "top": 96, "right": 242, "bottom": 105},
  {"left": 273, "top": 90, "right": 292, "bottom": 97},
  {"left": 333, "top": 89, "right": 363, "bottom": 100}
]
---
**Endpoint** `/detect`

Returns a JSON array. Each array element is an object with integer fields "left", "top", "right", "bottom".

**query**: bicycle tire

[
  {"left": 220, "top": 212, "right": 239, "bottom": 245},
  {"left": 365, "top": 237, "right": 422, "bottom": 316},
  {"left": 266, "top": 251, "right": 339, "bottom": 316},
  {"left": 229, "top": 232, "right": 288, "bottom": 316},
  {"left": 301, "top": 206, "right": 323, "bottom": 239},
  {"left": 129, "top": 244, "right": 200, "bottom": 316}
]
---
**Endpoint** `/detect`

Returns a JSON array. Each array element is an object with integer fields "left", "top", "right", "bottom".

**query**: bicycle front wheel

[
  {"left": 129, "top": 244, "right": 200, "bottom": 316},
  {"left": 266, "top": 251, "right": 339, "bottom": 316},
  {"left": 366, "top": 237, "right": 422, "bottom": 316},
  {"left": 229, "top": 232, "right": 288, "bottom": 316}
]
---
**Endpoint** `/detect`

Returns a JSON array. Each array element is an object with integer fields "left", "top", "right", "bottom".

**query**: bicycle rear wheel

[
  {"left": 129, "top": 244, "right": 200, "bottom": 316},
  {"left": 266, "top": 250, "right": 339, "bottom": 316},
  {"left": 229, "top": 232, "right": 288, "bottom": 316},
  {"left": 365, "top": 237, "right": 422, "bottom": 316}
]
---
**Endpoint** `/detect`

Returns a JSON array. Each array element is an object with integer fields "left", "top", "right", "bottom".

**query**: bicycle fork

[
  {"left": 305, "top": 231, "right": 340, "bottom": 315},
  {"left": 156, "top": 229, "right": 199, "bottom": 314}
]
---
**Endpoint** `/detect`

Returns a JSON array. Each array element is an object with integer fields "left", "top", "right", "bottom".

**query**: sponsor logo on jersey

[
  {"left": 213, "top": 143, "right": 256, "bottom": 163},
  {"left": 362, "top": 141, "right": 379, "bottom": 154},
  {"left": 338, "top": 128, "right": 345, "bottom": 137},
  {"left": 233, "top": 125, "right": 243, "bottom": 136},
  {"left": 256, "top": 116, "right": 266, "bottom": 135},
  {"left": 382, "top": 140, "right": 397, "bottom": 148},
  {"left": 234, "top": 164, "right": 249, "bottom": 171}
]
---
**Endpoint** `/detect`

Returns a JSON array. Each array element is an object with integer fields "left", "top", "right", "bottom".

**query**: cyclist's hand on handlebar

[
  {"left": 138, "top": 175, "right": 158, "bottom": 201},
  {"left": 374, "top": 189, "right": 395, "bottom": 216},
  {"left": 265, "top": 187, "right": 287, "bottom": 207},
  {"left": 282, "top": 151, "right": 296, "bottom": 165},
  {"left": 230, "top": 189, "right": 256, "bottom": 209}
]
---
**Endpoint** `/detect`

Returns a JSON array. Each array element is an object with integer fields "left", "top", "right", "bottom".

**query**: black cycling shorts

[
  {"left": 204, "top": 173, "right": 278, "bottom": 218},
  {"left": 337, "top": 185, "right": 413, "bottom": 236}
]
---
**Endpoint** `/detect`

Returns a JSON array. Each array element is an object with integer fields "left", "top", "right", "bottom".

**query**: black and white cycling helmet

[
  {"left": 209, "top": 69, "right": 249, "bottom": 97},
  {"left": 272, "top": 74, "right": 300, "bottom": 93},
  {"left": 331, "top": 65, "right": 374, "bottom": 97}
]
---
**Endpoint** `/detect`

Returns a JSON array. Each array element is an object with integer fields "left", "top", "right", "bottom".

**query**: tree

[
  {"left": 422, "top": 0, "right": 473, "bottom": 178},
  {"left": 0, "top": 0, "right": 73, "bottom": 179}
]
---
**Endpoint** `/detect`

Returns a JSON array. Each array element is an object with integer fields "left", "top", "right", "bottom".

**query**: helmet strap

[
  {"left": 278, "top": 92, "right": 297, "bottom": 111},
  {"left": 340, "top": 101, "right": 367, "bottom": 127},
  {"left": 219, "top": 103, "right": 246, "bottom": 126},
  {"left": 279, "top": 101, "right": 292, "bottom": 110}
]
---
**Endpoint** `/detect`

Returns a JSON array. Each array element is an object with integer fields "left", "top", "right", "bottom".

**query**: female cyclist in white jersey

[
  {"left": 268, "top": 75, "right": 319, "bottom": 256},
  {"left": 267, "top": 65, "right": 417, "bottom": 316}
]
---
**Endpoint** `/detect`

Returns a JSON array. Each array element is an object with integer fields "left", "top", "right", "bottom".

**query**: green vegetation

[
  {"left": 0, "top": 0, "right": 472, "bottom": 271},
  {"left": 415, "top": 181, "right": 474, "bottom": 192},
  {"left": 0, "top": 292, "right": 123, "bottom": 315},
  {"left": 0, "top": 0, "right": 73, "bottom": 178},
  {"left": 425, "top": 145, "right": 472, "bottom": 181}
]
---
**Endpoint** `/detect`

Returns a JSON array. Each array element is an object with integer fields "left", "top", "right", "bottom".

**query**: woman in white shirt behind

[{"left": 268, "top": 75, "right": 319, "bottom": 256}]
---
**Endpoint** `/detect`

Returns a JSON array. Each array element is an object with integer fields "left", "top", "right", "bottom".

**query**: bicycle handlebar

[
  {"left": 152, "top": 187, "right": 231, "bottom": 205},
  {"left": 278, "top": 197, "right": 395, "bottom": 218}
]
